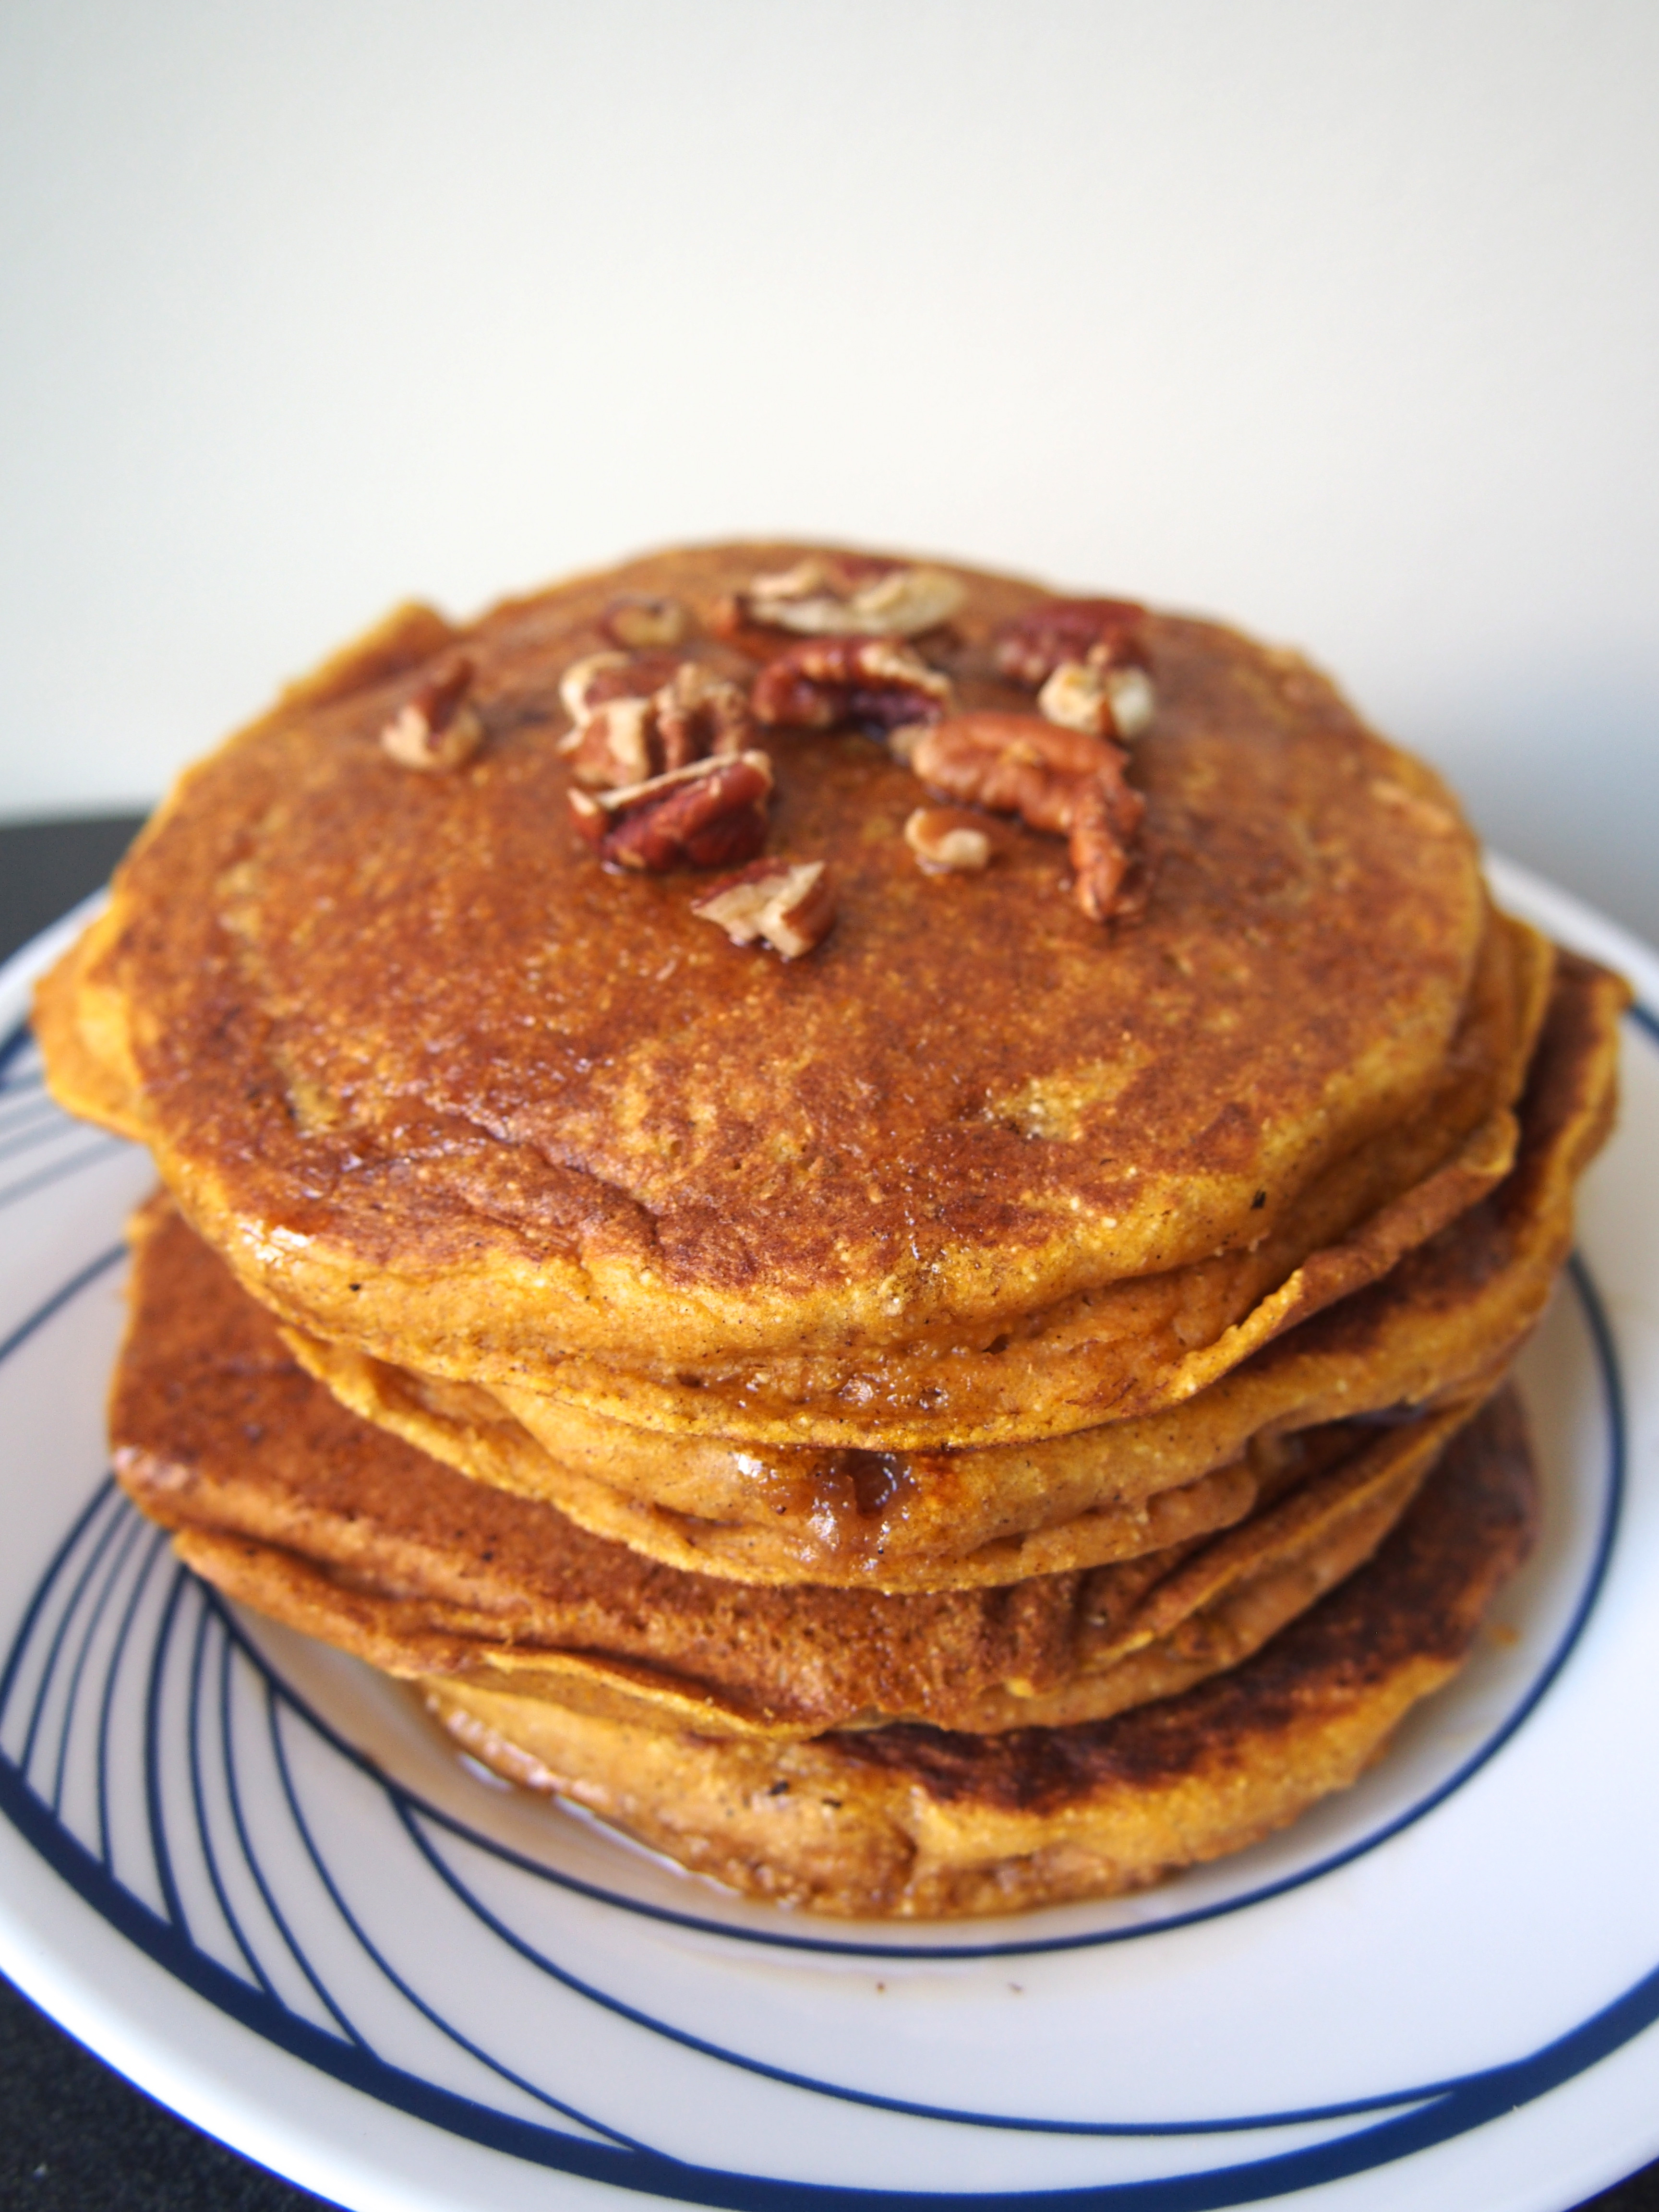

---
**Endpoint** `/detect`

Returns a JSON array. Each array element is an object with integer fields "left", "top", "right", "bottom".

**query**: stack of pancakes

[{"left": 36, "top": 544, "right": 1625, "bottom": 1917}]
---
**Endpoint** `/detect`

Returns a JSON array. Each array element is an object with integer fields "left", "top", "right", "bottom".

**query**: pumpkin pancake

[
  {"left": 262, "top": 898, "right": 1549, "bottom": 1454},
  {"left": 277, "top": 949, "right": 1621, "bottom": 1587},
  {"left": 40, "top": 544, "right": 1504, "bottom": 1439},
  {"left": 112, "top": 1199, "right": 1479, "bottom": 1741},
  {"left": 425, "top": 1390, "right": 1537, "bottom": 1916}
]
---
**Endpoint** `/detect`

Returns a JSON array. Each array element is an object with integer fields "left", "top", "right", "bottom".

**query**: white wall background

[{"left": 2, "top": 0, "right": 1657, "bottom": 934}]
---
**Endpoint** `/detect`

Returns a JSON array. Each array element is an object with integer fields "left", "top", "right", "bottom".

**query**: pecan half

[
  {"left": 992, "top": 598, "right": 1146, "bottom": 687},
  {"left": 691, "top": 858, "right": 836, "bottom": 958},
  {"left": 911, "top": 712, "right": 1145, "bottom": 922},
  {"left": 559, "top": 653, "right": 753, "bottom": 787},
  {"left": 602, "top": 594, "right": 690, "bottom": 649},
  {"left": 750, "top": 637, "right": 952, "bottom": 736},
  {"left": 904, "top": 806, "right": 993, "bottom": 874},
  {"left": 730, "top": 556, "right": 965, "bottom": 640},
  {"left": 380, "top": 656, "right": 484, "bottom": 771},
  {"left": 911, "top": 713, "right": 1118, "bottom": 833},
  {"left": 568, "top": 752, "right": 773, "bottom": 873},
  {"left": 1037, "top": 659, "right": 1156, "bottom": 741}
]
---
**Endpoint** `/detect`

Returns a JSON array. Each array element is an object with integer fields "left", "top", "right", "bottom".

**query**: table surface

[{"left": 1, "top": 811, "right": 1655, "bottom": 2212}]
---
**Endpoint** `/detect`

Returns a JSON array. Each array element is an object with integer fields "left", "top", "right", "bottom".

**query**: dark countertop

[
  {"left": 0, "top": 811, "right": 1655, "bottom": 2212},
  {"left": 2, "top": 816, "right": 338, "bottom": 2208}
]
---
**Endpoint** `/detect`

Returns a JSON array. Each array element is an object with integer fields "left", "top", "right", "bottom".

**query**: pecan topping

[
  {"left": 911, "top": 712, "right": 1145, "bottom": 922},
  {"left": 559, "top": 652, "right": 754, "bottom": 788},
  {"left": 992, "top": 597, "right": 1146, "bottom": 687},
  {"left": 566, "top": 698, "right": 650, "bottom": 787},
  {"left": 602, "top": 594, "right": 689, "bottom": 649},
  {"left": 558, "top": 648, "right": 681, "bottom": 725},
  {"left": 730, "top": 556, "right": 965, "bottom": 640},
  {"left": 380, "top": 656, "right": 484, "bottom": 771},
  {"left": 652, "top": 661, "right": 755, "bottom": 770},
  {"left": 912, "top": 713, "right": 1117, "bottom": 831},
  {"left": 1037, "top": 658, "right": 1156, "bottom": 741},
  {"left": 750, "top": 637, "right": 952, "bottom": 736},
  {"left": 568, "top": 752, "right": 773, "bottom": 873},
  {"left": 904, "top": 806, "right": 993, "bottom": 874},
  {"left": 691, "top": 858, "right": 836, "bottom": 958},
  {"left": 1069, "top": 767, "right": 1146, "bottom": 922}
]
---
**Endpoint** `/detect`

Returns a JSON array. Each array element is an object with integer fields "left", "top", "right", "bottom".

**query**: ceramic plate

[{"left": 2, "top": 859, "right": 1658, "bottom": 2212}]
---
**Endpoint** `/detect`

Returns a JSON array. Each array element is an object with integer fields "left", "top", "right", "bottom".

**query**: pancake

[
  {"left": 424, "top": 1391, "right": 1537, "bottom": 1916},
  {"left": 388, "top": 899, "right": 1551, "bottom": 1450},
  {"left": 112, "top": 1199, "right": 1477, "bottom": 1740},
  {"left": 38, "top": 544, "right": 1501, "bottom": 1436},
  {"left": 265, "top": 898, "right": 1549, "bottom": 1454},
  {"left": 276, "top": 949, "right": 1621, "bottom": 1587}
]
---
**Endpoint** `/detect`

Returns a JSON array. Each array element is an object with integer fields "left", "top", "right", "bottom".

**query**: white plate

[{"left": 2, "top": 860, "right": 1658, "bottom": 2212}]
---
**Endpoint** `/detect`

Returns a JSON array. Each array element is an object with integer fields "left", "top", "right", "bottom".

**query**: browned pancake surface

[
  {"left": 45, "top": 545, "right": 1491, "bottom": 1393},
  {"left": 428, "top": 1390, "right": 1537, "bottom": 1915},
  {"left": 112, "top": 1201, "right": 1469, "bottom": 1737},
  {"left": 275, "top": 947, "right": 1620, "bottom": 1582}
]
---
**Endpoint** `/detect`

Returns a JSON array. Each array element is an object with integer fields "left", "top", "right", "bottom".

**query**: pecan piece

[
  {"left": 1037, "top": 658, "right": 1156, "bottom": 741},
  {"left": 904, "top": 807, "right": 993, "bottom": 874},
  {"left": 992, "top": 597, "right": 1147, "bottom": 687},
  {"left": 730, "top": 556, "right": 965, "bottom": 640},
  {"left": 911, "top": 712, "right": 1145, "bottom": 922},
  {"left": 559, "top": 652, "right": 753, "bottom": 787},
  {"left": 652, "top": 661, "right": 755, "bottom": 771},
  {"left": 380, "top": 656, "right": 484, "bottom": 771},
  {"left": 750, "top": 637, "right": 952, "bottom": 736},
  {"left": 1069, "top": 764, "right": 1146, "bottom": 922},
  {"left": 562, "top": 695, "right": 657, "bottom": 787},
  {"left": 911, "top": 713, "right": 1119, "bottom": 833},
  {"left": 568, "top": 752, "right": 773, "bottom": 873},
  {"left": 692, "top": 858, "right": 836, "bottom": 958},
  {"left": 558, "top": 648, "right": 681, "bottom": 725},
  {"left": 602, "top": 594, "right": 689, "bottom": 649}
]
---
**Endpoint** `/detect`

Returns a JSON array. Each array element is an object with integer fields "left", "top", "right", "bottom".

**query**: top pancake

[{"left": 37, "top": 543, "right": 1490, "bottom": 1386}]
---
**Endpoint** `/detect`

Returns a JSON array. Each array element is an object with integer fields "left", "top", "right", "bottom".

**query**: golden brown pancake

[
  {"left": 381, "top": 901, "right": 1550, "bottom": 1449},
  {"left": 276, "top": 949, "right": 1622, "bottom": 1587},
  {"left": 113, "top": 1199, "right": 1479, "bottom": 1741},
  {"left": 39, "top": 545, "right": 1506, "bottom": 1440},
  {"left": 262, "top": 899, "right": 1550, "bottom": 1454},
  {"left": 426, "top": 1391, "right": 1537, "bottom": 1916}
]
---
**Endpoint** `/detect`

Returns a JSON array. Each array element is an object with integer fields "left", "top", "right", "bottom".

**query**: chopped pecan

[
  {"left": 911, "top": 713, "right": 1119, "bottom": 833},
  {"left": 652, "top": 661, "right": 755, "bottom": 770},
  {"left": 559, "top": 652, "right": 753, "bottom": 787},
  {"left": 904, "top": 806, "right": 993, "bottom": 874},
  {"left": 1037, "top": 658, "right": 1156, "bottom": 740},
  {"left": 729, "top": 556, "right": 965, "bottom": 640},
  {"left": 750, "top": 637, "right": 952, "bottom": 736},
  {"left": 1069, "top": 763, "right": 1146, "bottom": 922},
  {"left": 992, "top": 597, "right": 1146, "bottom": 687},
  {"left": 602, "top": 594, "right": 689, "bottom": 649},
  {"left": 692, "top": 857, "right": 836, "bottom": 958},
  {"left": 911, "top": 712, "right": 1145, "bottom": 922},
  {"left": 568, "top": 752, "right": 773, "bottom": 873},
  {"left": 885, "top": 721, "right": 930, "bottom": 767},
  {"left": 562, "top": 695, "right": 657, "bottom": 787},
  {"left": 558, "top": 648, "right": 680, "bottom": 725},
  {"left": 380, "top": 656, "right": 484, "bottom": 771}
]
